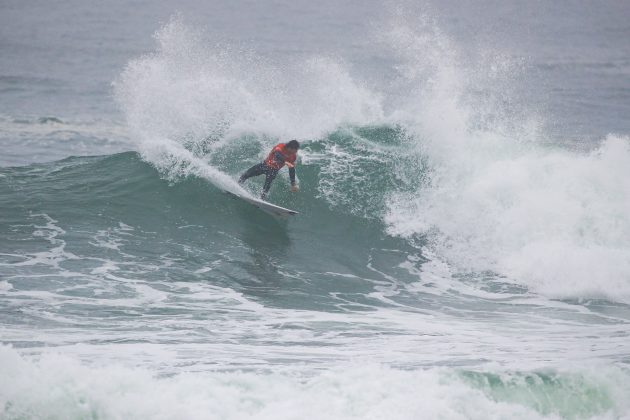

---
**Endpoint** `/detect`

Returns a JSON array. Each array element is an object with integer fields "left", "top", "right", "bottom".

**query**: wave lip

[{"left": 113, "top": 16, "right": 383, "bottom": 192}]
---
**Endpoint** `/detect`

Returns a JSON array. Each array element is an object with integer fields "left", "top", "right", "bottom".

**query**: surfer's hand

[
  {"left": 291, "top": 184, "right": 299, "bottom": 192},
  {"left": 286, "top": 162, "right": 295, "bottom": 169}
]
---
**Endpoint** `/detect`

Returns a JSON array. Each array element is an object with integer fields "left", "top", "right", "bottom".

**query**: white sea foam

[
  {"left": 1, "top": 345, "right": 628, "bottom": 420},
  {"left": 381, "top": 20, "right": 630, "bottom": 303}
]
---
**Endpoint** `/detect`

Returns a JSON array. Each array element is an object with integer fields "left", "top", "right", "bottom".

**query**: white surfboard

[{"left": 224, "top": 190, "right": 299, "bottom": 217}]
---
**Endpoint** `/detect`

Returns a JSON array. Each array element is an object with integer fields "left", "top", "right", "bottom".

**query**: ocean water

[{"left": 1, "top": 1, "right": 630, "bottom": 419}]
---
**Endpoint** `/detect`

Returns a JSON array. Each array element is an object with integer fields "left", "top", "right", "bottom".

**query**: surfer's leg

[
  {"left": 260, "top": 169, "right": 278, "bottom": 200},
  {"left": 239, "top": 163, "right": 266, "bottom": 184}
]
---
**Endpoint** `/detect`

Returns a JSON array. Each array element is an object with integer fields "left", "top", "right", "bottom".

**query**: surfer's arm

[
  {"left": 288, "top": 165, "right": 299, "bottom": 191},
  {"left": 288, "top": 166, "right": 296, "bottom": 185}
]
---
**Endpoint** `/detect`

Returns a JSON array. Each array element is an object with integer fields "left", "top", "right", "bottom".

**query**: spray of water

[{"left": 115, "top": 15, "right": 630, "bottom": 302}]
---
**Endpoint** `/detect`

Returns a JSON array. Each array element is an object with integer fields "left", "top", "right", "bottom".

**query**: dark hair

[{"left": 286, "top": 140, "right": 300, "bottom": 149}]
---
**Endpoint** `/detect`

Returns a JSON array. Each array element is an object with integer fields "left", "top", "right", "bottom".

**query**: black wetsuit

[{"left": 238, "top": 150, "right": 296, "bottom": 199}]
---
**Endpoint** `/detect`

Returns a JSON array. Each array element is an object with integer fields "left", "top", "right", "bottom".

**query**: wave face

[
  {"left": 113, "top": 16, "right": 630, "bottom": 302},
  {"left": 2, "top": 12, "right": 630, "bottom": 420}
]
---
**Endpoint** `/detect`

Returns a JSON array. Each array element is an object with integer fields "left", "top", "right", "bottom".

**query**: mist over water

[{"left": 1, "top": 2, "right": 630, "bottom": 419}]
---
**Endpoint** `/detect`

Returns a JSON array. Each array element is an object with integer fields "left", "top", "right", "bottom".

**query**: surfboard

[{"left": 224, "top": 190, "right": 299, "bottom": 217}]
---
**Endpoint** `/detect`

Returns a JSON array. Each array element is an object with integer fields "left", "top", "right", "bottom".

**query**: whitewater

[{"left": 1, "top": 2, "right": 630, "bottom": 419}]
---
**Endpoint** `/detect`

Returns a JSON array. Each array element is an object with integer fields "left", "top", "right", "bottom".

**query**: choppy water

[{"left": 1, "top": 1, "right": 630, "bottom": 419}]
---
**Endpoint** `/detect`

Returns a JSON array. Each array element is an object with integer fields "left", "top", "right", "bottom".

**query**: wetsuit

[{"left": 238, "top": 143, "right": 297, "bottom": 199}]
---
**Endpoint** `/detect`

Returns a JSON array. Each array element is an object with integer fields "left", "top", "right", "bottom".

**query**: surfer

[{"left": 238, "top": 140, "right": 300, "bottom": 200}]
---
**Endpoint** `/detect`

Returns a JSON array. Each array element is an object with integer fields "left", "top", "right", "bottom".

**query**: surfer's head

[{"left": 286, "top": 140, "right": 300, "bottom": 152}]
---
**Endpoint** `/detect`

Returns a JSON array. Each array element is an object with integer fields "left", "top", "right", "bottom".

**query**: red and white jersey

[{"left": 264, "top": 143, "right": 297, "bottom": 170}]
